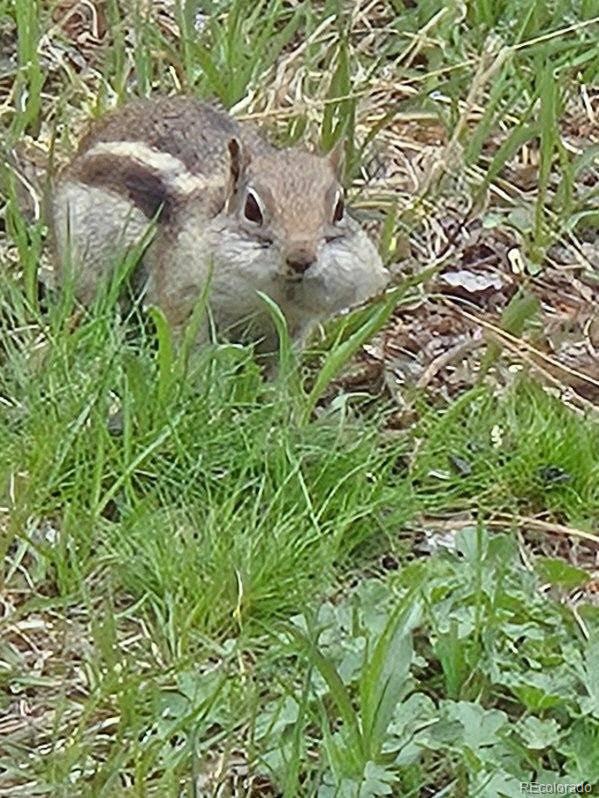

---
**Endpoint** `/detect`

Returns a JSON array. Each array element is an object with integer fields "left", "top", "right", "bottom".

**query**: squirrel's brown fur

[{"left": 52, "top": 96, "right": 389, "bottom": 355}]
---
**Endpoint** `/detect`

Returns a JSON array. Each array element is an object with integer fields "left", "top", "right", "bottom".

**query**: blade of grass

[
  {"left": 285, "top": 622, "right": 366, "bottom": 764},
  {"left": 533, "top": 55, "right": 559, "bottom": 259},
  {"left": 360, "top": 586, "right": 422, "bottom": 759},
  {"left": 256, "top": 290, "right": 302, "bottom": 395},
  {"left": 480, "top": 287, "right": 540, "bottom": 376},
  {"left": 12, "top": 0, "right": 43, "bottom": 138},
  {"left": 300, "top": 283, "right": 412, "bottom": 424}
]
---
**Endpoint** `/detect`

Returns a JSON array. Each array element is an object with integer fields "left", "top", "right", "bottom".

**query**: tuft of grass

[
  {"left": 409, "top": 380, "right": 599, "bottom": 524},
  {"left": 177, "top": 0, "right": 305, "bottom": 105}
]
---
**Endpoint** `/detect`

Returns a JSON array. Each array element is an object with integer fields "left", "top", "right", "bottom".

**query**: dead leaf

[{"left": 439, "top": 269, "right": 504, "bottom": 297}]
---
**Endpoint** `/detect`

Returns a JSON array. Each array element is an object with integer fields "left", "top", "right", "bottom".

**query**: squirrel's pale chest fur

[{"left": 52, "top": 96, "right": 389, "bottom": 355}]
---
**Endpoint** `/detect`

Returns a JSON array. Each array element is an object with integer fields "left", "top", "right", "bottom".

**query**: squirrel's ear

[
  {"left": 328, "top": 139, "right": 345, "bottom": 180},
  {"left": 227, "top": 138, "right": 251, "bottom": 191}
]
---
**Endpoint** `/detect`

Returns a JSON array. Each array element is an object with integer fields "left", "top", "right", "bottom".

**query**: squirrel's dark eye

[
  {"left": 333, "top": 195, "right": 345, "bottom": 223},
  {"left": 244, "top": 191, "right": 263, "bottom": 224}
]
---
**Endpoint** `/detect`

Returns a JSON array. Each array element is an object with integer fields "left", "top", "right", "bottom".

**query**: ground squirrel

[{"left": 52, "top": 96, "right": 389, "bottom": 355}]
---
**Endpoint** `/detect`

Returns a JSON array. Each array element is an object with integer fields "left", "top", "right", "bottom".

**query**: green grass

[
  {"left": 0, "top": 285, "right": 597, "bottom": 794},
  {"left": 0, "top": 0, "right": 598, "bottom": 794},
  {"left": 410, "top": 382, "right": 598, "bottom": 523}
]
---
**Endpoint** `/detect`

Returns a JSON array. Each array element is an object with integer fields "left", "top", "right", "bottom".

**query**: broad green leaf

[
  {"left": 580, "top": 634, "right": 599, "bottom": 718},
  {"left": 517, "top": 716, "right": 562, "bottom": 749},
  {"left": 535, "top": 557, "right": 590, "bottom": 590}
]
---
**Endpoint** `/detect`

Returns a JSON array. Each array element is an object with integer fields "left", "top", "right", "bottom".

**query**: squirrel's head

[{"left": 225, "top": 139, "right": 351, "bottom": 282}]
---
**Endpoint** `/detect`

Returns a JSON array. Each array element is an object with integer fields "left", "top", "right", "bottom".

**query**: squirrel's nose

[{"left": 286, "top": 249, "right": 316, "bottom": 276}]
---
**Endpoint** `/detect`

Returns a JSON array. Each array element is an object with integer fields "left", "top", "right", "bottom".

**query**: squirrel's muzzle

[{"left": 285, "top": 247, "right": 316, "bottom": 278}]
